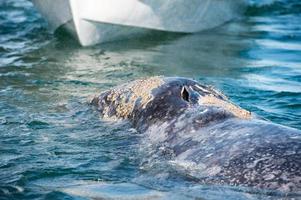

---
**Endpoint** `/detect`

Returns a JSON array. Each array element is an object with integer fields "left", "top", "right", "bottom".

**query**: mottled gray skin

[{"left": 92, "top": 77, "right": 301, "bottom": 193}]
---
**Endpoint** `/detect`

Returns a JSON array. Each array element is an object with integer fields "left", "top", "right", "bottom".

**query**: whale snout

[{"left": 91, "top": 77, "right": 165, "bottom": 119}]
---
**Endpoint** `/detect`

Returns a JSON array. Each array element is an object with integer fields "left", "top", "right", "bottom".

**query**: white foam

[{"left": 61, "top": 182, "right": 165, "bottom": 200}]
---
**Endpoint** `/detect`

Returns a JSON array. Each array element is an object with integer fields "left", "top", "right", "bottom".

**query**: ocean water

[{"left": 0, "top": 0, "right": 301, "bottom": 199}]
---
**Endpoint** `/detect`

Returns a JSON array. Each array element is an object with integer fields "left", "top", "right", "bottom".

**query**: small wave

[
  {"left": 246, "top": 0, "right": 301, "bottom": 16},
  {"left": 0, "top": 185, "right": 24, "bottom": 199},
  {"left": 27, "top": 120, "right": 50, "bottom": 130}
]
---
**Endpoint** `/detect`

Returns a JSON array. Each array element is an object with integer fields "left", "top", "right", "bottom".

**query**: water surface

[{"left": 0, "top": 0, "right": 301, "bottom": 199}]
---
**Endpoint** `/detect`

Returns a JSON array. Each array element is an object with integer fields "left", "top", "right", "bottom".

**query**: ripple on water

[{"left": 26, "top": 120, "right": 50, "bottom": 130}]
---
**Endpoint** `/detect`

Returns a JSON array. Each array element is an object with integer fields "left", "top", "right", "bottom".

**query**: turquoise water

[{"left": 0, "top": 0, "right": 301, "bottom": 199}]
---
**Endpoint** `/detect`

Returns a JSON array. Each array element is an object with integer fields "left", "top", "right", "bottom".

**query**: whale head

[{"left": 91, "top": 77, "right": 251, "bottom": 127}]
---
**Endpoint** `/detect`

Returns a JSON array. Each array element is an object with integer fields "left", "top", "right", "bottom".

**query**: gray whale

[{"left": 92, "top": 77, "right": 301, "bottom": 193}]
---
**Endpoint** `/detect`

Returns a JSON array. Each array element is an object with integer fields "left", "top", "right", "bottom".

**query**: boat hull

[{"left": 32, "top": 0, "right": 246, "bottom": 46}]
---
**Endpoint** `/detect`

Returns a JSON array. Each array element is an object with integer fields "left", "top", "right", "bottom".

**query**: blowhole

[{"left": 181, "top": 86, "right": 190, "bottom": 102}]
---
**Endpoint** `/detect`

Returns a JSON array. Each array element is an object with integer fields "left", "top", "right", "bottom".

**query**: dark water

[{"left": 0, "top": 0, "right": 301, "bottom": 199}]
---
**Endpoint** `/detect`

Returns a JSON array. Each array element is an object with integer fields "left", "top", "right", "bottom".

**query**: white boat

[{"left": 32, "top": 0, "right": 246, "bottom": 46}]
